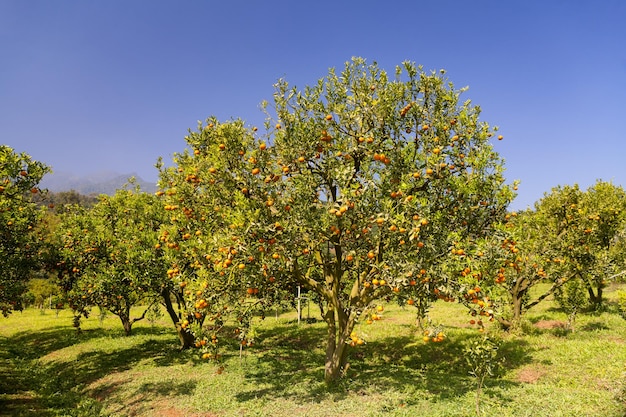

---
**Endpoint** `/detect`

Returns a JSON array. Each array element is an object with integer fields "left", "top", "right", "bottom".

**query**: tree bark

[
  {"left": 161, "top": 288, "right": 195, "bottom": 349},
  {"left": 118, "top": 302, "right": 153, "bottom": 336},
  {"left": 120, "top": 314, "right": 132, "bottom": 336},
  {"left": 323, "top": 306, "right": 351, "bottom": 385},
  {"left": 587, "top": 285, "right": 603, "bottom": 308}
]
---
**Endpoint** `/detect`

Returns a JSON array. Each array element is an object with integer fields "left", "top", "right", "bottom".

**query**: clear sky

[{"left": 2, "top": 1, "right": 625, "bottom": 210}]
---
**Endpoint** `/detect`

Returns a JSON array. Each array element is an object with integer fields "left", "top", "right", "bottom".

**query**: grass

[{"left": 1, "top": 284, "right": 625, "bottom": 417}]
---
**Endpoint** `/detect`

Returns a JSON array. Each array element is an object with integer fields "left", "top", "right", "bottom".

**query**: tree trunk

[
  {"left": 118, "top": 303, "right": 153, "bottom": 336},
  {"left": 498, "top": 287, "right": 526, "bottom": 331},
  {"left": 587, "top": 284, "right": 603, "bottom": 308},
  {"left": 322, "top": 301, "right": 356, "bottom": 385},
  {"left": 161, "top": 288, "right": 195, "bottom": 349},
  {"left": 511, "top": 292, "right": 524, "bottom": 324},
  {"left": 121, "top": 314, "right": 132, "bottom": 336},
  {"left": 118, "top": 304, "right": 133, "bottom": 336}
]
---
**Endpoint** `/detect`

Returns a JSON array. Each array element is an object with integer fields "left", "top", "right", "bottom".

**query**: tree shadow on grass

[
  {"left": 234, "top": 321, "right": 331, "bottom": 401},
  {"left": 0, "top": 325, "right": 194, "bottom": 415},
  {"left": 234, "top": 322, "right": 535, "bottom": 408},
  {"left": 95, "top": 379, "right": 198, "bottom": 417}
]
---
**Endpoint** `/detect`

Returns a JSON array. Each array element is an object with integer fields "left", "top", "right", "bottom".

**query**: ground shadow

[
  {"left": 0, "top": 324, "right": 194, "bottom": 415},
  {"left": 234, "top": 321, "right": 535, "bottom": 407}
]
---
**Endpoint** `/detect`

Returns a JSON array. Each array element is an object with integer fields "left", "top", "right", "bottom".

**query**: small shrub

[
  {"left": 464, "top": 336, "right": 504, "bottom": 416},
  {"left": 555, "top": 278, "right": 589, "bottom": 331}
]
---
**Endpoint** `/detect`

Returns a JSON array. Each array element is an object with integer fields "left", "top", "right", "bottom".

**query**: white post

[{"left": 297, "top": 285, "right": 301, "bottom": 325}]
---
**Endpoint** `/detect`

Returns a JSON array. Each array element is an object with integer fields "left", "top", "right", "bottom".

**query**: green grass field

[{"left": 1, "top": 284, "right": 625, "bottom": 417}]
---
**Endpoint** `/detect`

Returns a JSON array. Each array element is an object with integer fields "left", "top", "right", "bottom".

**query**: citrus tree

[
  {"left": 0, "top": 145, "right": 50, "bottom": 316},
  {"left": 534, "top": 181, "right": 626, "bottom": 309},
  {"left": 54, "top": 187, "right": 171, "bottom": 335},
  {"left": 453, "top": 210, "right": 569, "bottom": 330},
  {"left": 158, "top": 58, "right": 515, "bottom": 384}
]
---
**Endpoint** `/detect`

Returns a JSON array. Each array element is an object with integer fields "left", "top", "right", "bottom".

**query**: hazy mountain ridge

[{"left": 40, "top": 171, "right": 158, "bottom": 195}]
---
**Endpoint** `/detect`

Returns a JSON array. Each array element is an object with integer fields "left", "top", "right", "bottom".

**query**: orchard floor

[{"left": 1, "top": 284, "right": 625, "bottom": 416}]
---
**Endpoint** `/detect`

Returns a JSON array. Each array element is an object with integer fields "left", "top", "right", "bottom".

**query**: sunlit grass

[{"left": 1, "top": 283, "right": 625, "bottom": 416}]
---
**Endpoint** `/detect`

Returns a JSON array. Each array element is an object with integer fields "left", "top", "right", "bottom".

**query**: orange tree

[
  {"left": 157, "top": 58, "right": 515, "bottom": 384},
  {"left": 53, "top": 187, "right": 173, "bottom": 335},
  {"left": 0, "top": 145, "right": 50, "bottom": 316},
  {"left": 450, "top": 210, "right": 569, "bottom": 331},
  {"left": 533, "top": 181, "right": 626, "bottom": 309}
]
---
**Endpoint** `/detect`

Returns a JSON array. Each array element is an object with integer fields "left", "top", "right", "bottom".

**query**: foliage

[
  {"left": 464, "top": 336, "right": 503, "bottom": 416},
  {"left": 533, "top": 181, "right": 626, "bottom": 308},
  {"left": 0, "top": 145, "right": 50, "bottom": 315},
  {"left": 32, "top": 189, "right": 98, "bottom": 211},
  {"left": 26, "top": 278, "right": 62, "bottom": 309},
  {"left": 454, "top": 210, "right": 567, "bottom": 330},
  {"left": 157, "top": 58, "right": 515, "bottom": 383},
  {"left": 53, "top": 186, "right": 170, "bottom": 335},
  {"left": 555, "top": 275, "right": 590, "bottom": 331}
]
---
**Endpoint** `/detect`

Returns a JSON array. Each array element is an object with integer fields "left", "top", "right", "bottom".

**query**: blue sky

[{"left": 2, "top": 1, "right": 625, "bottom": 210}]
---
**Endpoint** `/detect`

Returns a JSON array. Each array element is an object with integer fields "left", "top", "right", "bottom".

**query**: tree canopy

[
  {"left": 157, "top": 58, "right": 516, "bottom": 383},
  {"left": 0, "top": 145, "right": 50, "bottom": 315}
]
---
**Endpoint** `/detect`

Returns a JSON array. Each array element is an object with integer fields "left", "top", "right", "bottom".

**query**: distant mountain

[{"left": 40, "top": 171, "right": 158, "bottom": 195}]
